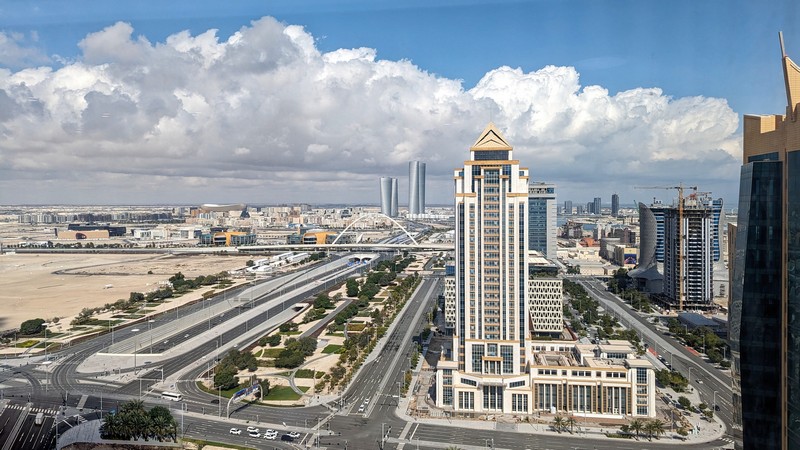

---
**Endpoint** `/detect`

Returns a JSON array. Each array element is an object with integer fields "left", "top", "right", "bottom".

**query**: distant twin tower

[{"left": 380, "top": 161, "right": 425, "bottom": 218}]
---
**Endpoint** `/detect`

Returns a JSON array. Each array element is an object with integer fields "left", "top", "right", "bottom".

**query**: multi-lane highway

[{"left": 576, "top": 277, "right": 734, "bottom": 436}]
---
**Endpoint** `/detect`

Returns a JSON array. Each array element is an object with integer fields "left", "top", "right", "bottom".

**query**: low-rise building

[{"left": 435, "top": 339, "right": 655, "bottom": 418}]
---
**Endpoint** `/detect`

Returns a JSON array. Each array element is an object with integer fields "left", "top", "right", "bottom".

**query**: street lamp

[
  {"left": 713, "top": 390, "right": 718, "bottom": 413},
  {"left": 131, "top": 328, "right": 140, "bottom": 370},
  {"left": 148, "top": 320, "right": 155, "bottom": 353}
]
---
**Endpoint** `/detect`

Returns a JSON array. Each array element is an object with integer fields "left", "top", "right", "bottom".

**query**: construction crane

[{"left": 634, "top": 184, "right": 698, "bottom": 311}]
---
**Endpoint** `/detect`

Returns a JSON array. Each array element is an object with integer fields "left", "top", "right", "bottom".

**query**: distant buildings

[
  {"left": 611, "top": 193, "right": 620, "bottom": 217},
  {"left": 563, "top": 200, "right": 573, "bottom": 215},
  {"left": 528, "top": 182, "right": 557, "bottom": 259},
  {"left": 729, "top": 34, "right": 800, "bottom": 450},
  {"left": 593, "top": 197, "right": 602, "bottom": 215},
  {"left": 379, "top": 177, "right": 399, "bottom": 217},
  {"left": 408, "top": 161, "right": 426, "bottom": 215}
]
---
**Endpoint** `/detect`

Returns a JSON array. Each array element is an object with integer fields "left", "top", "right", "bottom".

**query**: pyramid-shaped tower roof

[{"left": 470, "top": 122, "right": 512, "bottom": 151}]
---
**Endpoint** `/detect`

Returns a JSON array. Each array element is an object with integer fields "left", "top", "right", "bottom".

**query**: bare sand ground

[{"left": 0, "top": 253, "right": 252, "bottom": 332}]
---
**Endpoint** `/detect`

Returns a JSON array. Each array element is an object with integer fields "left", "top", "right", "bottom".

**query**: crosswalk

[{"left": 3, "top": 404, "right": 58, "bottom": 415}]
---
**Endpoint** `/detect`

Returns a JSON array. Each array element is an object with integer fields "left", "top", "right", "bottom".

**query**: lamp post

[
  {"left": 148, "top": 320, "right": 154, "bottom": 353},
  {"left": 131, "top": 328, "right": 140, "bottom": 370},
  {"left": 713, "top": 390, "right": 718, "bottom": 414}
]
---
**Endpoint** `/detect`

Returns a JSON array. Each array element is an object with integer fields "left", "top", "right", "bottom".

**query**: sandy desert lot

[{"left": 0, "top": 253, "right": 252, "bottom": 331}]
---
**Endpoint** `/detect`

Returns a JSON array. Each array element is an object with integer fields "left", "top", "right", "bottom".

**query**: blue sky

[{"left": 0, "top": 0, "right": 797, "bottom": 205}]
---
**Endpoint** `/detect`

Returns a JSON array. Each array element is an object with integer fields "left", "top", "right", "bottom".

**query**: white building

[
  {"left": 435, "top": 123, "right": 655, "bottom": 419},
  {"left": 528, "top": 277, "right": 562, "bottom": 335},
  {"left": 436, "top": 339, "right": 656, "bottom": 418},
  {"left": 443, "top": 276, "right": 456, "bottom": 334}
]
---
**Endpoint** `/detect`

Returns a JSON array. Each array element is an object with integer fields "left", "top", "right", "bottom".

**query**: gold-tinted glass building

[{"left": 731, "top": 33, "right": 800, "bottom": 450}]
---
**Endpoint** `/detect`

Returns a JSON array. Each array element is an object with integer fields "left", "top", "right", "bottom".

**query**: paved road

[{"left": 575, "top": 277, "right": 734, "bottom": 437}]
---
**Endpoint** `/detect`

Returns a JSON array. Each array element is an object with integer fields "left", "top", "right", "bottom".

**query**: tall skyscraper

[
  {"left": 612, "top": 193, "right": 620, "bottom": 217},
  {"left": 662, "top": 196, "right": 713, "bottom": 311},
  {"left": 436, "top": 123, "right": 656, "bottom": 419},
  {"left": 730, "top": 34, "right": 800, "bottom": 450},
  {"left": 379, "top": 177, "right": 398, "bottom": 217},
  {"left": 408, "top": 161, "right": 426, "bottom": 215},
  {"left": 564, "top": 200, "right": 573, "bottom": 215},
  {"left": 528, "top": 182, "right": 557, "bottom": 259},
  {"left": 593, "top": 197, "right": 602, "bottom": 215},
  {"left": 629, "top": 202, "right": 664, "bottom": 294}
]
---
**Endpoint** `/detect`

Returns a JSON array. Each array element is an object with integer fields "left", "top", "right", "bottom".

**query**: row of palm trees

[
  {"left": 619, "top": 418, "right": 667, "bottom": 441},
  {"left": 100, "top": 400, "right": 178, "bottom": 442},
  {"left": 551, "top": 415, "right": 667, "bottom": 441}
]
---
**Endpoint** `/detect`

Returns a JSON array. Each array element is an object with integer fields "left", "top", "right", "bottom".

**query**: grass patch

[
  {"left": 322, "top": 344, "right": 343, "bottom": 354},
  {"left": 195, "top": 381, "right": 246, "bottom": 399},
  {"left": 121, "top": 314, "right": 145, "bottom": 319},
  {"left": 606, "top": 433, "right": 633, "bottom": 439},
  {"left": 347, "top": 323, "right": 366, "bottom": 332},
  {"left": 261, "top": 348, "right": 284, "bottom": 358},
  {"left": 16, "top": 340, "right": 39, "bottom": 348},
  {"left": 144, "top": 303, "right": 162, "bottom": 307},
  {"left": 327, "top": 332, "right": 345, "bottom": 337},
  {"left": 84, "top": 318, "right": 124, "bottom": 326},
  {"left": 294, "top": 369, "right": 323, "bottom": 379},
  {"left": 182, "top": 437, "right": 257, "bottom": 450},
  {"left": 263, "top": 385, "right": 308, "bottom": 401}
]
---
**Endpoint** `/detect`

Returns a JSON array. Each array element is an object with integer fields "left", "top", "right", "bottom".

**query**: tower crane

[{"left": 634, "top": 184, "right": 698, "bottom": 311}]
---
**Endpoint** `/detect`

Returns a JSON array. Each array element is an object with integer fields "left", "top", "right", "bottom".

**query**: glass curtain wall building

[
  {"left": 409, "top": 161, "right": 426, "bottom": 215},
  {"left": 528, "top": 183, "right": 557, "bottom": 259},
  {"left": 730, "top": 34, "right": 800, "bottom": 450}
]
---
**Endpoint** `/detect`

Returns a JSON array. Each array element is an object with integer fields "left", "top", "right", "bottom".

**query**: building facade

[
  {"left": 528, "top": 182, "right": 557, "bottom": 259},
  {"left": 435, "top": 123, "right": 654, "bottom": 419},
  {"left": 662, "top": 197, "right": 714, "bottom": 310},
  {"left": 730, "top": 36, "right": 800, "bottom": 450},
  {"left": 593, "top": 197, "right": 602, "bottom": 215},
  {"left": 528, "top": 277, "right": 562, "bottom": 335},
  {"left": 409, "top": 161, "right": 426, "bottom": 215},
  {"left": 564, "top": 200, "right": 573, "bottom": 215},
  {"left": 379, "top": 177, "right": 399, "bottom": 217},
  {"left": 611, "top": 193, "right": 620, "bottom": 217}
]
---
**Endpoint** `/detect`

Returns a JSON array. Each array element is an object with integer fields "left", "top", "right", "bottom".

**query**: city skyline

[{"left": 0, "top": 1, "right": 797, "bottom": 205}]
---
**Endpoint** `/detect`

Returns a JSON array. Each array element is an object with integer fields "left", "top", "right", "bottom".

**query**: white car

[
  {"left": 287, "top": 431, "right": 301, "bottom": 439},
  {"left": 229, "top": 428, "right": 241, "bottom": 435},
  {"left": 357, "top": 405, "right": 365, "bottom": 413},
  {"left": 246, "top": 426, "right": 259, "bottom": 433},
  {"left": 264, "top": 433, "right": 277, "bottom": 440},
  {"left": 265, "top": 429, "right": 276, "bottom": 435},
  {"left": 248, "top": 431, "right": 261, "bottom": 438}
]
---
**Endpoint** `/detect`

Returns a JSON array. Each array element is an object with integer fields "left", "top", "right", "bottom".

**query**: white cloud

[
  {"left": 0, "top": 31, "right": 50, "bottom": 68},
  {"left": 0, "top": 18, "right": 742, "bottom": 205}
]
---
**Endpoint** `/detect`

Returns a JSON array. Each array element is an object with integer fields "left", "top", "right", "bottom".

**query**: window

[
  {"left": 636, "top": 368, "right": 648, "bottom": 384},
  {"left": 471, "top": 344, "right": 484, "bottom": 373},
  {"left": 512, "top": 394, "right": 528, "bottom": 412},
  {"left": 458, "top": 391, "right": 475, "bottom": 410},
  {"left": 442, "top": 387, "right": 453, "bottom": 406},
  {"left": 509, "top": 380, "right": 525, "bottom": 388},
  {"left": 483, "top": 385, "right": 503, "bottom": 411},
  {"left": 461, "top": 378, "right": 477, "bottom": 387},
  {"left": 501, "top": 345, "right": 514, "bottom": 374}
]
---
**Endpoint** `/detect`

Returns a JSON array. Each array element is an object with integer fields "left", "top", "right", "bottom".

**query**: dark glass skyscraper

[
  {"left": 611, "top": 193, "right": 620, "bottom": 217},
  {"left": 730, "top": 34, "right": 800, "bottom": 450}
]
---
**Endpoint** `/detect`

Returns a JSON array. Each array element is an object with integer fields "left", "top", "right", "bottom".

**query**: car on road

[
  {"left": 248, "top": 431, "right": 261, "bottom": 438},
  {"left": 287, "top": 431, "right": 301, "bottom": 438},
  {"left": 264, "top": 432, "right": 277, "bottom": 440},
  {"left": 246, "top": 426, "right": 259, "bottom": 433},
  {"left": 229, "top": 428, "right": 241, "bottom": 435},
  {"left": 357, "top": 405, "right": 365, "bottom": 413},
  {"left": 281, "top": 434, "right": 295, "bottom": 442},
  {"left": 696, "top": 379, "right": 703, "bottom": 384}
]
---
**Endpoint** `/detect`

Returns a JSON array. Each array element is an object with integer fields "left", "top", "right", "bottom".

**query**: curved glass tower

[{"left": 409, "top": 161, "right": 426, "bottom": 215}]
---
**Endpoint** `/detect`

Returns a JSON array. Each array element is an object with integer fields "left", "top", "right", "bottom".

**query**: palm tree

[
  {"left": 646, "top": 419, "right": 666, "bottom": 441},
  {"left": 552, "top": 415, "right": 565, "bottom": 433},
  {"left": 565, "top": 416, "right": 577, "bottom": 434},
  {"left": 629, "top": 418, "right": 645, "bottom": 440}
]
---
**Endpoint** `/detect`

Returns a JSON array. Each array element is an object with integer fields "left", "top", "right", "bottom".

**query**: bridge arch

[{"left": 331, "top": 213, "right": 419, "bottom": 246}]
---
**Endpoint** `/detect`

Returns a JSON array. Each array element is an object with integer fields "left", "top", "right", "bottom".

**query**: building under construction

[{"left": 662, "top": 194, "right": 715, "bottom": 311}]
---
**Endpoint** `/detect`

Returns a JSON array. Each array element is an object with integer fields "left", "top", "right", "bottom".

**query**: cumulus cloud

[
  {"left": 0, "top": 17, "right": 741, "bottom": 205},
  {"left": 0, "top": 31, "right": 50, "bottom": 68}
]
